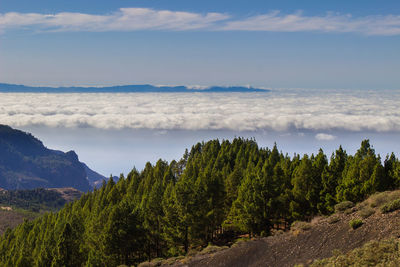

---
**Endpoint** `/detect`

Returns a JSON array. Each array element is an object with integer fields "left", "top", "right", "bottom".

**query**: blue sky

[
  {"left": 1, "top": 0, "right": 400, "bottom": 89},
  {"left": 1, "top": 1, "right": 400, "bottom": 175}
]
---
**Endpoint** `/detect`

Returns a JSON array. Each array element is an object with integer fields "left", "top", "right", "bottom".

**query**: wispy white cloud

[
  {"left": 0, "top": 8, "right": 230, "bottom": 32},
  {"left": 1, "top": 89, "right": 400, "bottom": 132},
  {"left": 0, "top": 8, "right": 400, "bottom": 35},
  {"left": 315, "top": 133, "right": 337, "bottom": 141},
  {"left": 222, "top": 11, "right": 400, "bottom": 36}
]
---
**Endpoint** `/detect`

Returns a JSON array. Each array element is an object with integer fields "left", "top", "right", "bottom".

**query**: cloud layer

[
  {"left": 1, "top": 8, "right": 400, "bottom": 35},
  {"left": 1, "top": 89, "right": 400, "bottom": 132}
]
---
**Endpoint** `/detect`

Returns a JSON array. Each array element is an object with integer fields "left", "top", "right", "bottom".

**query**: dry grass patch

[
  {"left": 358, "top": 206, "right": 375, "bottom": 219},
  {"left": 271, "top": 229, "right": 284, "bottom": 236},
  {"left": 381, "top": 199, "right": 400, "bottom": 214},
  {"left": 186, "top": 247, "right": 201, "bottom": 257},
  {"left": 311, "top": 239, "right": 400, "bottom": 266},
  {"left": 327, "top": 215, "right": 341, "bottom": 224},
  {"left": 137, "top": 257, "right": 169, "bottom": 267},
  {"left": 335, "top": 201, "right": 354, "bottom": 213},
  {"left": 198, "top": 244, "right": 228, "bottom": 255},
  {"left": 161, "top": 256, "right": 185, "bottom": 265},
  {"left": 310, "top": 216, "right": 325, "bottom": 225},
  {"left": 291, "top": 221, "right": 311, "bottom": 231},
  {"left": 231, "top": 237, "right": 250, "bottom": 248},
  {"left": 367, "top": 191, "right": 400, "bottom": 208},
  {"left": 344, "top": 207, "right": 357, "bottom": 215},
  {"left": 137, "top": 262, "right": 155, "bottom": 267},
  {"left": 291, "top": 221, "right": 312, "bottom": 234}
]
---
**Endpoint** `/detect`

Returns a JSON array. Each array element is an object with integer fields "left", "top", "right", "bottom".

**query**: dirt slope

[
  {"left": 0, "top": 210, "right": 38, "bottom": 235},
  {"left": 47, "top": 187, "right": 82, "bottom": 202},
  {"left": 169, "top": 202, "right": 400, "bottom": 266}
]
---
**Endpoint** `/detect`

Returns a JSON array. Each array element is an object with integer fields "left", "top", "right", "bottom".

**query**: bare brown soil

[
  {"left": 47, "top": 187, "right": 82, "bottom": 202},
  {"left": 169, "top": 209, "right": 400, "bottom": 267},
  {"left": 0, "top": 210, "right": 38, "bottom": 235}
]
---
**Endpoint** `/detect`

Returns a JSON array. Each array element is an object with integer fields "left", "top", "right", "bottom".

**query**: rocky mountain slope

[{"left": 0, "top": 124, "right": 104, "bottom": 191}]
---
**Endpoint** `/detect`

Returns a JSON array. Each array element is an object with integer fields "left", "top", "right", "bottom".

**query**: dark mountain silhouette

[
  {"left": 0, "top": 125, "right": 99, "bottom": 191},
  {"left": 0, "top": 83, "right": 269, "bottom": 93}
]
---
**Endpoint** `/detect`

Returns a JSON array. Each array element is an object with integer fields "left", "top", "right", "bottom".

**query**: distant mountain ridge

[
  {"left": 82, "top": 162, "right": 117, "bottom": 188},
  {"left": 0, "top": 125, "right": 107, "bottom": 191},
  {"left": 0, "top": 83, "right": 269, "bottom": 93}
]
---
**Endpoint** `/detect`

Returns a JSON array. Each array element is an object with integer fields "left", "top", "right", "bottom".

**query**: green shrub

[
  {"left": 335, "top": 201, "right": 354, "bottom": 213},
  {"left": 381, "top": 199, "right": 400, "bottom": 213},
  {"left": 359, "top": 206, "right": 375, "bottom": 218},
  {"left": 349, "top": 219, "right": 363, "bottom": 229}
]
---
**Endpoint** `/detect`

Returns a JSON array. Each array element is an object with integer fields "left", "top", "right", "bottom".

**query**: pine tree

[
  {"left": 104, "top": 201, "right": 144, "bottom": 265},
  {"left": 52, "top": 222, "right": 82, "bottom": 267}
]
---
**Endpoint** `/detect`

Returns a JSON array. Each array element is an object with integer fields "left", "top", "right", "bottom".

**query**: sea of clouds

[{"left": 1, "top": 89, "right": 399, "bottom": 133}]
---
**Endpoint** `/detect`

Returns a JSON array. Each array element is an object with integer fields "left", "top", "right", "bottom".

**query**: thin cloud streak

[
  {"left": 1, "top": 89, "right": 400, "bottom": 132},
  {"left": 222, "top": 11, "right": 400, "bottom": 36},
  {"left": 0, "top": 8, "right": 230, "bottom": 32},
  {"left": 0, "top": 8, "right": 400, "bottom": 35}
]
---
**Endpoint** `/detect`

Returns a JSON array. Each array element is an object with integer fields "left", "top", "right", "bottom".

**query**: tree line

[{"left": 0, "top": 138, "right": 399, "bottom": 266}]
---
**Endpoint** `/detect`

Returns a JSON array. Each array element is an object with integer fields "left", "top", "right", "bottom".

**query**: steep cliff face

[{"left": 0, "top": 125, "right": 92, "bottom": 191}]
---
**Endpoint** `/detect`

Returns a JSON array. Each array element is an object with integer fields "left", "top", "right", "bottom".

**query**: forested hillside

[
  {"left": 0, "top": 188, "right": 82, "bottom": 212},
  {"left": 1, "top": 138, "right": 399, "bottom": 266},
  {"left": 0, "top": 188, "right": 67, "bottom": 212},
  {"left": 0, "top": 188, "right": 82, "bottom": 236}
]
